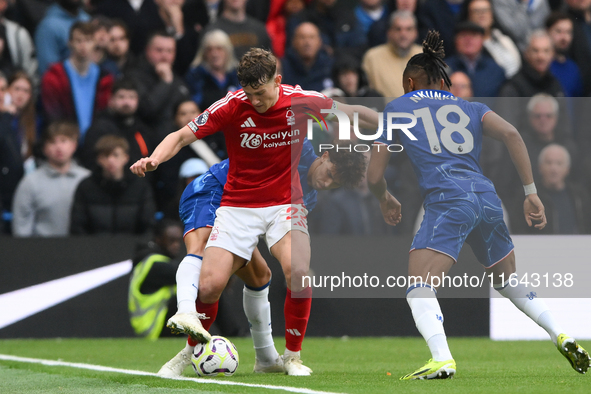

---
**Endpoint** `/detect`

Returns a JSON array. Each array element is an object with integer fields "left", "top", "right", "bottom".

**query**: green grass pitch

[{"left": 0, "top": 337, "right": 589, "bottom": 393}]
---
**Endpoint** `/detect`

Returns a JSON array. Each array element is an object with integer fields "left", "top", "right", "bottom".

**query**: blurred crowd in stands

[{"left": 0, "top": 0, "right": 590, "bottom": 238}]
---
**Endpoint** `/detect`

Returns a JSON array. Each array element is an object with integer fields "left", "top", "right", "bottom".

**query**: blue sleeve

[
  {"left": 35, "top": 24, "right": 61, "bottom": 75},
  {"left": 475, "top": 101, "right": 493, "bottom": 123},
  {"left": 300, "top": 138, "right": 318, "bottom": 166},
  {"left": 299, "top": 138, "right": 318, "bottom": 212},
  {"left": 375, "top": 103, "right": 394, "bottom": 145}
]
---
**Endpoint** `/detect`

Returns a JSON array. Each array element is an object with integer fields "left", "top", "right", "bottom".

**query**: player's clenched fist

[{"left": 130, "top": 158, "right": 160, "bottom": 177}]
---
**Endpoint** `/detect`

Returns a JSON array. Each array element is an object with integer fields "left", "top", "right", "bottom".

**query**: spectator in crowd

[
  {"left": 12, "top": 121, "right": 89, "bottom": 237},
  {"left": 205, "top": 0, "right": 272, "bottom": 60},
  {"left": 130, "top": 31, "right": 189, "bottom": 133},
  {"left": 4, "top": 71, "right": 38, "bottom": 166},
  {"left": 491, "top": 0, "right": 550, "bottom": 50},
  {"left": 367, "top": 0, "right": 419, "bottom": 47},
  {"left": 157, "top": 100, "right": 210, "bottom": 218},
  {"left": 0, "top": 71, "right": 23, "bottom": 234},
  {"left": 34, "top": 0, "right": 90, "bottom": 75},
  {"left": 245, "top": 0, "right": 272, "bottom": 22},
  {"left": 129, "top": 218, "right": 184, "bottom": 340},
  {"left": 498, "top": 30, "right": 564, "bottom": 97},
  {"left": 461, "top": 0, "right": 521, "bottom": 78},
  {"left": 155, "top": 0, "right": 210, "bottom": 76},
  {"left": 287, "top": 0, "right": 366, "bottom": 58},
  {"left": 545, "top": 12, "right": 584, "bottom": 97},
  {"left": 8, "top": 0, "right": 53, "bottom": 36},
  {"left": 564, "top": 0, "right": 591, "bottom": 95},
  {"left": 82, "top": 79, "right": 155, "bottom": 170},
  {"left": 281, "top": 21, "right": 334, "bottom": 91},
  {"left": 313, "top": 169, "right": 395, "bottom": 235},
  {"left": 362, "top": 10, "right": 422, "bottom": 98},
  {"left": 0, "top": 0, "right": 38, "bottom": 81},
  {"left": 206, "top": 0, "right": 222, "bottom": 23},
  {"left": 100, "top": 20, "right": 137, "bottom": 79},
  {"left": 417, "top": 0, "right": 463, "bottom": 56},
  {"left": 331, "top": 54, "right": 382, "bottom": 99},
  {"left": 185, "top": 29, "right": 239, "bottom": 111},
  {"left": 449, "top": 71, "right": 473, "bottom": 98},
  {"left": 41, "top": 22, "right": 114, "bottom": 145},
  {"left": 513, "top": 144, "right": 591, "bottom": 234},
  {"left": 89, "top": 15, "right": 112, "bottom": 64},
  {"left": 354, "top": 0, "right": 389, "bottom": 39},
  {"left": 70, "top": 135, "right": 156, "bottom": 235},
  {"left": 445, "top": 21, "right": 506, "bottom": 97},
  {"left": 266, "top": 0, "right": 307, "bottom": 58},
  {"left": 94, "top": 0, "right": 166, "bottom": 56},
  {"left": 522, "top": 94, "right": 578, "bottom": 180}
]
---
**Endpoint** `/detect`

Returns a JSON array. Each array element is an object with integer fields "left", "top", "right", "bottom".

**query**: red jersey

[{"left": 187, "top": 84, "right": 334, "bottom": 208}]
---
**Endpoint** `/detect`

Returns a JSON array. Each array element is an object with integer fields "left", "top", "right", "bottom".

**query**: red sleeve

[
  {"left": 41, "top": 64, "right": 71, "bottom": 121},
  {"left": 186, "top": 92, "right": 236, "bottom": 139},
  {"left": 95, "top": 73, "right": 114, "bottom": 113}
]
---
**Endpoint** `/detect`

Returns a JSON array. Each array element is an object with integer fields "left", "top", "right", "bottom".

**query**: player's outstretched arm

[
  {"left": 130, "top": 126, "right": 196, "bottom": 177},
  {"left": 367, "top": 144, "right": 401, "bottom": 226},
  {"left": 338, "top": 102, "right": 380, "bottom": 129},
  {"left": 482, "top": 111, "right": 546, "bottom": 229}
]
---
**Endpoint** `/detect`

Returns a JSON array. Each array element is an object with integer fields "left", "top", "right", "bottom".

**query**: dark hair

[
  {"left": 545, "top": 11, "right": 572, "bottom": 30},
  {"left": 237, "top": 48, "right": 277, "bottom": 88},
  {"left": 403, "top": 30, "right": 451, "bottom": 89},
  {"left": 112, "top": 78, "right": 137, "bottom": 94},
  {"left": 95, "top": 134, "right": 129, "bottom": 156},
  {"left": 91, "top": 15, "right": 113, "bottom": 31},
  {"left": 109, "top": 19, "right": 130, "bottom": 38},
  {"left": 8, "top": 71, "right": 36, "bottom": 158},
  {"left": 173, "top": 99, "right": 200, "bottom": 117},
  {"left": 69, "top": 21, "right": 95, "bottom": 41},
  {"left": 43, "top": 120, "right": 79, "bottom": 144},
  {"left": 154, "top": 218, "right": 183, "bottom": 239},
  {"left": 146, "top": 30, "right": 175, "bottom": 48},
  {"left": 327, "top": 148, "right": 367, "bottom": 189}
]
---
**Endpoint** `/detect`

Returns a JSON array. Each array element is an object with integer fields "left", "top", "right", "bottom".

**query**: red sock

[
  {"left": 196, "top": 298, "right": 219, "bottom": 331},
  {"left": 284, "top": 287, "right": 312, "bottom": 352},
  {"left": 187, "top": 336, "right": 198, "bottom": 346}
]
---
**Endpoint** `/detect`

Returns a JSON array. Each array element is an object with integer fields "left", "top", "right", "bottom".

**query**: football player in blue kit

[
  {"left": 367, "top": 31, "right": 590, "bottom": 380},
  {"left": 158, "top": 138, "right": 366, "bottom": 377}
]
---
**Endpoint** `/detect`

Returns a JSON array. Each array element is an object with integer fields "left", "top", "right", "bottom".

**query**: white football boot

[
  {"left": 166, "top": 312, "right": 211, "bottom": 343},
  {"left": 283, "top": 354, "right": 312, "bottom": 376},
  {"left": 157, "top": 345, "right": 193, "bottom": 378},
  {"left": 254, "top": 354, "right": 285, "bottom": 373}
]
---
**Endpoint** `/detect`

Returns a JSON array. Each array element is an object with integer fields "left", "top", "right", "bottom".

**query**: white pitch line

[{"left": 0, "top": 354, "right": 345, "bottom": 394}]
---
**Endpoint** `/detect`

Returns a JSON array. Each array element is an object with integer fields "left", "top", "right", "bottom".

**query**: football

[{"left": 191, "top": 336, "right": 239, "bottom": 377}]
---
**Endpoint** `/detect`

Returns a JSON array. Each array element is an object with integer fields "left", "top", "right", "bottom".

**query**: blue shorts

[
  {"left": 179, "top": 173, "right": 223, "bottom": 236},
  {"left": 411, "top": 191, "right": 514, "bottom": 268}
]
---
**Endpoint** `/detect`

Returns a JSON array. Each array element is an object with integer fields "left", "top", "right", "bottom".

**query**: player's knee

[
  {"left": 198, "top": 278, "right": 224, "bottom": 304},
  {"left": 260, "top": 265, "right": 272, "bottom": 284},
  {"left": 285, "top": 267, "right": 309, "bottom": 292},
  {"left": 246, "top": 266, "right": 272, "bottom": 288}
]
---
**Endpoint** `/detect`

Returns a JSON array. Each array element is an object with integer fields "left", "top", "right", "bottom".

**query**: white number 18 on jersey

[{"left": 413, "top": 104, "right": 474, "bottom": 155}]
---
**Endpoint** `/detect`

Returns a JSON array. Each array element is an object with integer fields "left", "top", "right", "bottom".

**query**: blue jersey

[
  {"left": 298, "top": 138, "right": 319, "bottom": 212},
  {"left": 376, "top": 89, "right": 496, "bottom": 205},
  {"left": 205, "top": 138, "right": 318, "bottom": 211}
]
